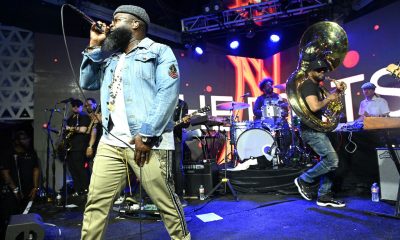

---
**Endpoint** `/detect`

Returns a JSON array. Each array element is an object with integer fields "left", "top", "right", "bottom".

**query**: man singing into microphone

[{"left": 79, "top": 5, "right": 190, "bottom": 240}]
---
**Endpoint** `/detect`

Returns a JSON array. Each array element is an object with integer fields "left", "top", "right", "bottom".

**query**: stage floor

[{"left": 23, "top": 191, "right": 400, "bottom": 240}]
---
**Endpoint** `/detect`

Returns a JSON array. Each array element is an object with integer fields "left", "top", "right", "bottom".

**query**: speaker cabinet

[
  {"left": 5, "top": 213, "right": 45, "bottom": 240},
  {"left": 376, "top": 148, "right": 400, "bottom": 201},
  {"left": 183, "top": 161, "right": 218, "bottom": 196}
]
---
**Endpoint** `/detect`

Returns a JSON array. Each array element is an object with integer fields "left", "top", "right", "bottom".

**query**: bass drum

[
  {"left": 231, "top": 121, "right": 253, "bottom": 143},
  {"left": 236, "top": 128, "right": 276, "bottom": 161}
]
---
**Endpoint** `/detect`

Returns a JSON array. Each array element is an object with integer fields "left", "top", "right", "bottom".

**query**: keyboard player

[{"left": 357, "top": 82, "right": 390, "bottom": 122}]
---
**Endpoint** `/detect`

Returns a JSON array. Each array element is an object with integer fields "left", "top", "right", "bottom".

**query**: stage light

[
  {"left": 202, "top": 0, "right": 224, "bottom": 14},
  {"left": 245, "top": 29, "right": 255, "bottom": 39},
  {"left": 195, "top": 46, "right": 204, "bottom": 55},
  {"left": 229, "top": 40, "right": 239, "bottom": 49},
  {"left": 270, "top": 34, "right": 280, "bottom": 43}
]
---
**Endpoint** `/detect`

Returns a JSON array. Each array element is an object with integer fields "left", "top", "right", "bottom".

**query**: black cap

[{"left": 71, "top": 99, "right": 83, "bottom": 107}]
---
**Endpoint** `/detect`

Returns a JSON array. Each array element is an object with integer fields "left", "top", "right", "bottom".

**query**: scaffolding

[{"left": 181, "top": 0, "right": 329, "bottom": 34}]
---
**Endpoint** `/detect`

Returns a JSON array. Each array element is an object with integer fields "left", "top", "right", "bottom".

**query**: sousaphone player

[{"left": 286, "top": 21, "right": 348, "bottom": 208}]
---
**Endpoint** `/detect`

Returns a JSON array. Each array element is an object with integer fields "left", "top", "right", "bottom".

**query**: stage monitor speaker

[
  {"left": 183, "top": 161, "right": 218, "bottom": 196},
  {"left": 5, "top": 213, "right": 45, "bottom": 240},
  {"left": 376, "top": 148, "right": 400, "bottom": 201}
]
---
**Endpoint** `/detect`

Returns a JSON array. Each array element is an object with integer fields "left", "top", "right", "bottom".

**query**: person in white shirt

[{"left": 358, "top": 82, "right": 390, "bottom": 121}]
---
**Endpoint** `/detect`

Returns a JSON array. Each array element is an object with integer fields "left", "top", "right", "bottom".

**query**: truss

[{"left": 181, "top": 0, "right": 328, "bottom": 33}]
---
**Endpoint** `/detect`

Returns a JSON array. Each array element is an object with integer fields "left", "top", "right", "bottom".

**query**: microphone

[
  {"left": 65, "top": 4, "right": 104, "bottom": 33},
  {"left": 241, "top": 92, "right": 250, "bottom": 98},
  {"left": 57, "top": 98, "right": 73, "bottom": 104},
  {"left": 44, "top": 108, "right": 61, "bottom": 112}
]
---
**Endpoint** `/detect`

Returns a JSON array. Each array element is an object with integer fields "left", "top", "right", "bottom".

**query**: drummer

[{"left": 253, "top": 77, "right": 286, "bottom": 120}]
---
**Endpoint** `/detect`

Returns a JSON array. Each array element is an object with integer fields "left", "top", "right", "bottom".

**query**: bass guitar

[{"left": 175, "top": 105, "right": 211, "bottom": 127}]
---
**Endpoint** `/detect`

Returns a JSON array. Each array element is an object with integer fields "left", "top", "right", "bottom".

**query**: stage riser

[{"left": 227, "top": 168, "right": 304, "bottom": 193}]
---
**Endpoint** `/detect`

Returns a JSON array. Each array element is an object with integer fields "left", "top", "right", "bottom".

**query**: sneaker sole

[
  {"left": 316, "top": 201, "right": 346, "bottom": 208},
  {"left": 294, "top": 178, "right": 312, "bottom": 201}
]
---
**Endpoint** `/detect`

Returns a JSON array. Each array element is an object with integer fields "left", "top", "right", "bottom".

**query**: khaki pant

[{"left": 81, "top": 142, "right": 190, "bottom": 240}]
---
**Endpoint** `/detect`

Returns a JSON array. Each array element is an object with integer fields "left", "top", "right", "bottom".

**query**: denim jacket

[{"left": 79, "top": 38, "right": 179, "bottom": 138}]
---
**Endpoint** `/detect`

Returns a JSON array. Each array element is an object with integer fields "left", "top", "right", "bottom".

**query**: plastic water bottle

[
  {"left": 371, "top": 183, "right": 380, "bottom": 202},
  {"left": 199, "top": 185, "right": 205, "bottom": 200},
  {"left": 56, "top": 193, "right": 62, "bottom": 206}
]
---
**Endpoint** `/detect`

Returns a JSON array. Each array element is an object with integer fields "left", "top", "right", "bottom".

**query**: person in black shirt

[
  {"left": 253, "top": 77, "right": 282, "bottom": 120},
  {"left": 84, "top": 98, "right": 102, "bottom": 171},
  {"left": 293, "top": 60, "right": 346, "bottom": 207},
  {"left": 0, "top": 130, "right": 40, "bottom": 238},
  {"left": 173, "top": 99, "right": 189, "bottom": 199},
  {"left": 65, "top": 99, "right": 91, "bottom": 195}
]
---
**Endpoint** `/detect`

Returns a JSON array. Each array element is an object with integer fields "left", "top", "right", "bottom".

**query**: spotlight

[
  {"left": 246, "top": 29, "right": 255, "bottom": 39},
  {"left": 195, "top": 46, "right": 204, "bottom": 55},
  {"left": 203, "top": 5, "right": 211, "bottom": 13},
  {"left": 202, "top": 0, "right": 224, "bottom": 14},
  {"left": 229, "top": 40, "right": 239, "bottom": 49},
  {"left": 270, "top": 34, "right": 280, "bottom": 43}
]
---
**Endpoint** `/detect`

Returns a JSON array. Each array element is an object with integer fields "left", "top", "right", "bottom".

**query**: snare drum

[
  {"left": 262, "top": 104, "right": 282, "bottom": 118},
  {"left": 236, "top": 128, "right": 276, "bottom": 161}
]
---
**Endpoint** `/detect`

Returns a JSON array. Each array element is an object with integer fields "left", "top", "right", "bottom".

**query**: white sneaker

[
  {"left": 246, "top": 158, "right": 258, "bottom": 165},
  {"left": 227, "top": 161, "right": 249, "bottom": 171},
  {"left": 114, "top": 196, "right": 125, "bottom": 205}
]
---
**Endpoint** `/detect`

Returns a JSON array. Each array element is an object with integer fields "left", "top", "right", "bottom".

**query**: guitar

[
  {"left": 174, "top": 105, "right": 211, "bottom": 127},
  {"left": 86, "top": 104, "right": 101, "bottom": 134},
  {"left": 386, "top": 63, "right": 400, "bottom": 78}
]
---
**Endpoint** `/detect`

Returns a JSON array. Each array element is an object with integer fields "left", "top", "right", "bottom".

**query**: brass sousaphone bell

[{"left": 286, "top": 21, "right": 348, "bottom": 132}]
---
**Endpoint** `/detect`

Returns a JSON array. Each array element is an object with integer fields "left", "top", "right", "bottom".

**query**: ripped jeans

[{"left": 300, "top": 130, "right": 339, "bottom": 196}]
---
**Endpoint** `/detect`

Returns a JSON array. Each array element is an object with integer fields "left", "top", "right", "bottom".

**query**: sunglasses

[{"left": 72, "top": 104, "right": 81, "bottom": 107}]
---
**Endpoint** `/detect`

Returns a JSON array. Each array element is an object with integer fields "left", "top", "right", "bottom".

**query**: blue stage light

[
  {"left": 229, "top": 40, "right": 239, "bottom": 49},
  {"left": 195, "top": 46, "right": 204, "bottom": 55},
  {"left": 270, "top": 34, "right": 280, "bottom": 43}
]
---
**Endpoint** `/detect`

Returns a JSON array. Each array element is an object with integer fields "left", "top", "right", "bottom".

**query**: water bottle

[
  {"left": 56, "top": 193, "right": 62, "bottom": 206},
  {"left": 199, "top": 185, "right": 205, "bottom": 200},
  {"left": 371, "top": 182, "right": 380, "bottom": 202}
]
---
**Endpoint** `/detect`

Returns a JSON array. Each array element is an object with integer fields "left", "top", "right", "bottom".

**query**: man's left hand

[{"left": 131, "top": 135, "right": 152, "bottom": 167}]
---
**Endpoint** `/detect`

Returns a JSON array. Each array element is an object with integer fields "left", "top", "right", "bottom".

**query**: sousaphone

[{"left": 286, "top": 21, "right": 348, "bottom": 132}]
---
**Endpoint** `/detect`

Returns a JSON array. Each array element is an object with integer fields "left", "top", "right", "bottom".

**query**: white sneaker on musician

[
  {"left": 227, "top": 158, "right": 258, "bottom": 171},
  {"left": 114, "top": 196, "right": 125, "bottom": 205}
]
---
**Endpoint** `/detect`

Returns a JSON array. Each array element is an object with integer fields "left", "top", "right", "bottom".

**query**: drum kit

[{"left": 216, "top": 90, "right": 310, "bottom": 170}]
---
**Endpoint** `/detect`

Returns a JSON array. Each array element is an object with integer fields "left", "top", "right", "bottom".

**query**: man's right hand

[
  {"left": 327, "top": 93, "right": 338, "bottom": 102},
  {"left": 89, "top": 21, "right": 109, "bottom": 48}
]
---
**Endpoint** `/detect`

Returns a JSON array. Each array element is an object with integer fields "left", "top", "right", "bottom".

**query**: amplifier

[
  {"left": 376, "top": 148, "right": 400, "bottom": 201},
  {"left": 183, "top": 161, "right": 219, "bottom": 196}
]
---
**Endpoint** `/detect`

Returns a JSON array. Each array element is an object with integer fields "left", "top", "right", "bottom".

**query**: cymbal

[
  {"left": 216, "top": 101, "right": 250, "bottom": 110},
  {"left": 274, "top": 83, "right": 286, "bottom": 91}
]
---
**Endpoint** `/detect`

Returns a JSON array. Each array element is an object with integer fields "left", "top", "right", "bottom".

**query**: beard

[
  {"left": 102, "top": 26, "right": 132, "bottom": 52},
  {"left": 264, "top": 88, "right": 273, "bottom": 94}
]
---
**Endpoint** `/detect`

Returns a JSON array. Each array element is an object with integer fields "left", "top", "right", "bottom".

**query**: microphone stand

[
  {"left": 13, "top": 155, "right": 23, "bottom": 197},
  {"left": 204, "top": 129, "right": 238, "bottom": 201},
  {"left": 44, "top": 104, "right": 58, "bottom": 198},
  {"left": 59, "top": 103, "right": 70, "bottom": 209}
]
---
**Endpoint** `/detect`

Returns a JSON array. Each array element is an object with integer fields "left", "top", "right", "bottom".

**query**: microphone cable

[{"left": 60, "top": 4, "right": 145, "bottom": 239}]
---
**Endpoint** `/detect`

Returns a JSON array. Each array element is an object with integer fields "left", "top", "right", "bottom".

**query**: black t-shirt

[
  {"left": 173, "top": 99, "right": 189, "bottom": 139},
  {"left": 0, "top": 150, "right": 39, "bottom": 196},
  {"left": 300, "top": 79, "right": 324, "bottom": 130},
  {"left": 253, "top": 92, "right": 280, "bottom": 120},
  {"left": 93, "top": 123, "right": 103, "bottom": 150},
  {"left": 66, "top": 112, "right": 91, "bottom": 151}
]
